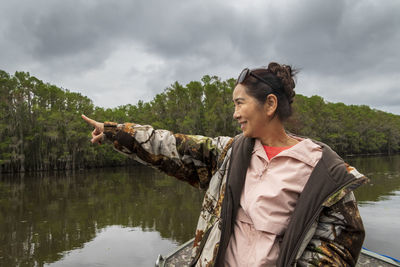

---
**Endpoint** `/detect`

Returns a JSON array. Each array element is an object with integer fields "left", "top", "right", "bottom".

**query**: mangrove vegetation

[{"left": 1, "top": 70, "right": 400, "bottom": 173}]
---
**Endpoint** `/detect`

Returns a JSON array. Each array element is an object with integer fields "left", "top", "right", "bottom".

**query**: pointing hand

[{"left": 81, "top": 114, "right": 105, "bottom": 144}]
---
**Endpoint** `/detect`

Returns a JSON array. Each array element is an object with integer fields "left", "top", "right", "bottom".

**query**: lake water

[{"left": 0, "top": 155, "right": 399, "bottom": 266}]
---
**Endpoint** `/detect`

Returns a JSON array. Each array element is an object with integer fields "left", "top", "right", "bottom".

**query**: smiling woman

[{"left": 82, "top": 62, "right": 368, "bottom": 266}]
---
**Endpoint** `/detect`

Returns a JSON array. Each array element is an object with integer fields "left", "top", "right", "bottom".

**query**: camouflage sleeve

[
  {"left": 103, "top": 121, "right": 233, "bottom": 189},
  {"left": 297, "top": 192, "right": 365, "bottom": 267}
]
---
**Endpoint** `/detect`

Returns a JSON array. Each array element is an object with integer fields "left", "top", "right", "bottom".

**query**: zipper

[{"left": 286, "top": 177, "right": 357, "bottom": 265}]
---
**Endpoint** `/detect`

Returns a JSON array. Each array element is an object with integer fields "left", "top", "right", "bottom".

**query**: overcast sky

[{"left": 1, "top": 0, "right": 399, "bottom": 114}]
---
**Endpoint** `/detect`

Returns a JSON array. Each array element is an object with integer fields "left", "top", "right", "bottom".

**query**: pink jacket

[{"left": 225, "top": 138, "right": 322, "bottom": 266}]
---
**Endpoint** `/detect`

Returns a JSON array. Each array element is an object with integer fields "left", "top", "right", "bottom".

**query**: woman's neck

[{"left": 258, "top": 119, "right": 298, "bottom": 147}]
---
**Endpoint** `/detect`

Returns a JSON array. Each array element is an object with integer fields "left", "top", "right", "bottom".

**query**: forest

[{"left": 1, "top": 70, "right": 399, "bottom": 173}]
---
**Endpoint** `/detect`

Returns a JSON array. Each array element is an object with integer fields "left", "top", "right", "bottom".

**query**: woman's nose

[{"left": 233, "top": 109, "right": 240, "bottom": 120}]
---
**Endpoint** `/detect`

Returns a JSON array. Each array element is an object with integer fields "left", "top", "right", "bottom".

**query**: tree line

[{"left": 1, "top": 70, "right": 399, "bottom": 173}]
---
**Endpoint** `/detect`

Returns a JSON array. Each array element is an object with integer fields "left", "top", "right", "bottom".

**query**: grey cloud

[
  {"left": 2, "top": 0, "right": 241, "bottom": 73},
  {"left": 0, "top": 0, "right": 399, "bottom": 114},
  {"left": 270, "top": 0, "right": 400, "bottom": 77}
]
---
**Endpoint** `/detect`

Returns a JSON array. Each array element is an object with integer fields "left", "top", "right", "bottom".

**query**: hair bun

[{"left": 267, "top": 62, "right": 296, "bottom": 104}]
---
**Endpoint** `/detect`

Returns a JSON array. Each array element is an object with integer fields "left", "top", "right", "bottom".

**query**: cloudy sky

[{"left": 1, "top": 0, "right": 399, "bottom": 114}]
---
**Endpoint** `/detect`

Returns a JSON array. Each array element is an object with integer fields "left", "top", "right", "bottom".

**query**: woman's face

[{"left": 232, "top": 84, "right": 269, "bottom": 138}]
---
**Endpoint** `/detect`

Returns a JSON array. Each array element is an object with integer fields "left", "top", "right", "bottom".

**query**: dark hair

[{"left": 241, "top": 62, "right": 297, "bottom": 121}]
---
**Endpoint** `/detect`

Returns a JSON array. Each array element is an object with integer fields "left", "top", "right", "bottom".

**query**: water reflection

[
  {"left": 1, "top": 155, "right": 399, "bottom": 266},
  {"left": 46, "top": 226, "right": 176, "bottom": 267},
  {"left": 347, "top": 155, "right": 400, "bottom": 202},
  {"left": 0, "top": 166, "right": 203, "bottom": 266},
  {"left": 347, "top": 154, "right": 400, "bottom": 258},
  {"left": 358, "top": 192, "right": 400, "bottom": 259}
]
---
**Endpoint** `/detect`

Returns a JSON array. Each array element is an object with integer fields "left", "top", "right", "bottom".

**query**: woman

[{"left": 82, "top": 62, "right": 367, "bottom": 266}]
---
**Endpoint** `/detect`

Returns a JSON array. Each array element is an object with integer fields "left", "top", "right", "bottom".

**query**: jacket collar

[{"left": 252, "top": 138, "right": 322, "bottom": 167}]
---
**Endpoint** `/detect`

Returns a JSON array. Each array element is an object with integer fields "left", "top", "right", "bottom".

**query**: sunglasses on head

[{"left": 235, "top": 68, "right": 273, "bottom": 88}]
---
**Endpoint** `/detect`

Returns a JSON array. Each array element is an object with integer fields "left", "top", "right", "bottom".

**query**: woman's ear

[{"left": 264, "top": 94, "right": 278, "bottom": 116}]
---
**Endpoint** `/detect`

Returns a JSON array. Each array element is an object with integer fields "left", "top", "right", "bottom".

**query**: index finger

[{"left": 81, "top": 114, "right": 97, "bottom": 126}]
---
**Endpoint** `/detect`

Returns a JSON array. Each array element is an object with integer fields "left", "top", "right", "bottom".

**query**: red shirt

[{"left": 263, "top": 145, "right": 293, "bottom": 160}]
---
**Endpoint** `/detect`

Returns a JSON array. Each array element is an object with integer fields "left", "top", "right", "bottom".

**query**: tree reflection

[
  {"left": 0, "top": 166, "right": 203, "bottom": 266},
  {"left": 1, "top": 155, "right": 400, "bottom": 266},
  {"left": 348, "top": 155, "right": 400, "bottom": 203}
]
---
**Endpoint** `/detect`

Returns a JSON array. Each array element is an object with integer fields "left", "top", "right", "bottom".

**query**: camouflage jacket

[{"left": 103, "top": 122, "right": 368, "bottom": 267}]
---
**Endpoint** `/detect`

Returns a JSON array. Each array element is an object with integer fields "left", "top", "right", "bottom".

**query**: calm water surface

[
  {"left": 1, "top": 155, "right": 399, "bottom": 266},
  {"left": 347, "top": 155, "right": 400, "bottom": 258}
]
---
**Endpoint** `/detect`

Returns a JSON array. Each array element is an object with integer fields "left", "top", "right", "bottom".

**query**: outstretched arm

[{"left": 82, "top": 115, "right": 233, "bottom": 189}]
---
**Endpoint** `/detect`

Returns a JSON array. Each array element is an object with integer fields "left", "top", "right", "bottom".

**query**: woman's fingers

[
  {"left": 81, "top": 114, "right": 97, "bottom": 127},
  {"left": 83, "top": 114, "right": 104, "bottom": 144},
  {"left": 91, "top": 128, "right": 103, "bottom": 144},
  {"left": 82, "top": 114, "right": 104, "bottom": 132},
  {"left": 92, "top": 126, "right": 102, "bottom": 135},
  {"left": 92, "top": 129, "right": 98, "bottom": 138},
  {"left": 91, "top": 133, "right": 104, "bottom": 144}
]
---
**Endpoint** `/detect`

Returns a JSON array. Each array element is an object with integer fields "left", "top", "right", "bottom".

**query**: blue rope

[{"left": 362, "top": 247, "right": 400, "bottom": 263}]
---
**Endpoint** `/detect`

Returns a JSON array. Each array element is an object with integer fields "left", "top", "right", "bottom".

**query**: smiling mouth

[{"left": 239, "top": 121, "right": 247, "bottom": 129}]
